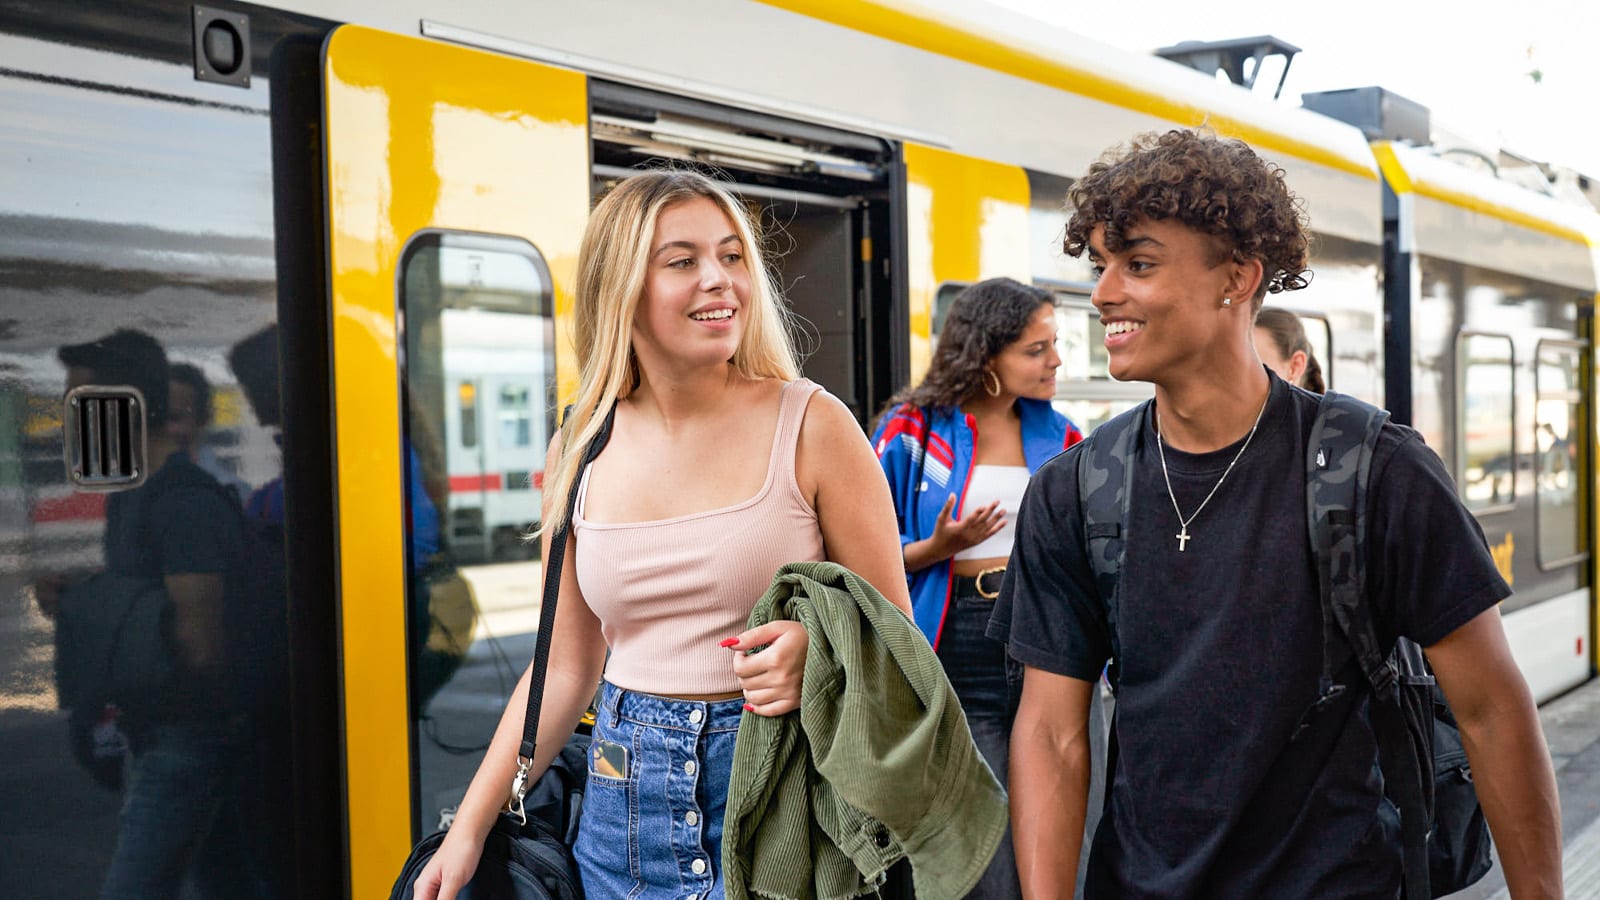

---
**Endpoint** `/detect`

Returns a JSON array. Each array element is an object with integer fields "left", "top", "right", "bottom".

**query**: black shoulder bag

[{"left": 391, "top": 406, "right": 614, "bottom": 900}]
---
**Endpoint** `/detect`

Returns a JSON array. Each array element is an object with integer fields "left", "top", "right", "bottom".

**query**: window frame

[
  {"left": 1532, "top": 337, "right": 1588, "bottom": 571},
  {"left": 1452, "top": 329, "right": 1517, "bottom": 517}
]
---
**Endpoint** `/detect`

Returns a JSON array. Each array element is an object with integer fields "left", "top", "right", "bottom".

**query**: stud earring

[{"left": 1222, "top": 297, "right": 1233, "bottom": 307}]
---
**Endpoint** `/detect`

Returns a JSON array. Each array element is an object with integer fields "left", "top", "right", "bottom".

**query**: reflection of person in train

[
  {"left": 1539, "top": 422, "right": 1574, "bottom": 490},
  {"left": 48, "top": 329, "right": 269, "bottom": 900},
  {"left": 1252, "top": 306, "right": 1325, "bottom": 393},
  {"left": 168, "top": 362, "right": 251, "bottom": 504},
  {"left": 403, "top": 393, "right": 477, "bottom": 715},
  {"left": 870, "top": 276, "right": 1082, "bottom": 899},
  {"left": 995, "top": 129, "right": 1560, "bottom": 897},
  {"left": 226, "top": 326, "right": 285, "bottom": 525},
  {"left": 412, "top": 170, "right": 914, "bottom": 900}
]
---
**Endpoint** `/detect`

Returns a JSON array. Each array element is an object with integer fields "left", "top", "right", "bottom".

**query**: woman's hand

[
  {"left": 726, "top": 620, "right": 809, "bottom": 716},
  {"left": 930, "top": 495, "right": 1005, "bottom": 557},
  {"left": 412, "top": 827, "right": 487, "bottom": 900}
]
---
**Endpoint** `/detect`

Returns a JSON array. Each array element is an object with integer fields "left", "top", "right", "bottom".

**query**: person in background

[
  {"left": 46, "top": 330, "right": 268, "bottom": 900},
  {"left": 167, "top": 362, "right": 252, "bottom": 505},
  {"left": 870, "top": 277, "right": 1082, "bottom": 899},
  {"left": 412, "top": 169, "right": 913, "bottom": 900},
  {"left": 1253, "top": 306, "right": 1324, "bottom": 393}
]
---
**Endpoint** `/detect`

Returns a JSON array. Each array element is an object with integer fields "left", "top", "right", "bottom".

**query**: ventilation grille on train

[{"left": 64, "top": 385, "right": 148, "bottom": 490}]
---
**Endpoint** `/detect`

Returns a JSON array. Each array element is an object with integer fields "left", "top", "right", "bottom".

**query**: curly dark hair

[
  {"left": 1063, "top": 129, "right": 1310, "bottom": 305},
  {"left": 881, "top": 277, "right": 1053, "bottom": 417}
]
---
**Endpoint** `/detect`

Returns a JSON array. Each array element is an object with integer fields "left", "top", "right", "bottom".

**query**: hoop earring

[{"left": 983, "top": 370, "right": 1002, "bottom": 397}]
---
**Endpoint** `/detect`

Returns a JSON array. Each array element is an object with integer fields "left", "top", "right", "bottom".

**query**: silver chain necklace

[{"left": 1155, "top": 392, "right": 1270, "bottom": 552}]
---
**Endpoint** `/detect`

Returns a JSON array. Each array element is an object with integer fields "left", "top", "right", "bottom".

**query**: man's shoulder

[{"left": 148, "top": 456, "right": 238, "bottom": 522}]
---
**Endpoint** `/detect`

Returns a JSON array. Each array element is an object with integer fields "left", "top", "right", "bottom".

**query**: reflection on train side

[{"left": 400, "top": 233, "right": 558, "bottom": 828}]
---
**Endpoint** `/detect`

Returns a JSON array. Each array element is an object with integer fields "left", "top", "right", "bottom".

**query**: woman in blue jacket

[{"left": 870, "top": 277, "right": 1081, "bottom": 899}]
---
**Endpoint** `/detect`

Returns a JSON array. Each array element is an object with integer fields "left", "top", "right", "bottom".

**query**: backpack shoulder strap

[
  {"left": 1076, "top": 400, "right": 1148, "bottom": 692},
  {"left": 1305, "top": 390, "right": 1392, "bottom": 698},
  {"left": 1307, "top": 391, "right": 1434, "bottom": 898}
]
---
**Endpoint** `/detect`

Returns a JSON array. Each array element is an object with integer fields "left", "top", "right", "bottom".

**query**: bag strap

[
  {"left": 1305, "top": 392, "right": 1430, "bottom": 898},
  {"left": 508, "top": 404, "right": 615, "bottom": 823},
  {"left": 1305, "top": 391, "right": 1392, "bottom": 696},
  {"left": 1075, "top": 400, "right": 1147, "bottom": 694}
]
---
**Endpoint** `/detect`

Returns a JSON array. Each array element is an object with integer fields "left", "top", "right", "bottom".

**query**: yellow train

[{"left": 1, "top": 0, "right": 1595, "bottom": 896}]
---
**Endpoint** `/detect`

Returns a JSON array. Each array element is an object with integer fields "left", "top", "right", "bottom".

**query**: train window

[
  {"left": 498, "top": 384, "right": 534, "bottom": 448},
  {"left": 931, "top": 282, "right": 968, "bottom": 350},
  {"left": 1455, "top": 333, "right": 1515, "bottom": 514},
  {"left": 458, "top": 382, "right": 479, "bottom": 449},
  {"left": 398, "top": 231, "right": 557, "bottom": 832},
  {"left": 1535, "top": 341, "right": 1586, "bottom": 568}
]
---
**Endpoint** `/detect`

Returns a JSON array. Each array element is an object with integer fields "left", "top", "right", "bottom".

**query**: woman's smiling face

[{"left": 632, "top": 196, "right": 751, "bottom": 374}]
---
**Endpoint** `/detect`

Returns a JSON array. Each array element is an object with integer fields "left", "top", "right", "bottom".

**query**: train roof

[
  {"left": 773, "top": 0, "right": 1379, "bottom": 181},
  {"left": 270, "top": 0, "right": 1385, "bottom": 243},
  {"left": 1376, "top": 141, "right": 1599, "bottom": 292}
]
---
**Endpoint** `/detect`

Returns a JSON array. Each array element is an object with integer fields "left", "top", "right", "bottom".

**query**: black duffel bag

[
  {"left": 389, "top": 406, "right": 613, "bottom": 900},
  {"left": 390, "top": 736, "right": 589, "bottom": 900}
]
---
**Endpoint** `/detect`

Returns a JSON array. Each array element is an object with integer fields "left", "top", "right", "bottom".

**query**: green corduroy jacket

[{"left": 722, "top": 561, "right": 1008, "bottom": 900}]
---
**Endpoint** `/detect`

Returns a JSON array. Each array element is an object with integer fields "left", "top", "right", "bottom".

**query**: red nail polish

[
  {"left": 719, "top": 637, "right": 739, "bottom": 648},
  {"left": 742, "top": 703, "right": 755, "bottom": 712}
]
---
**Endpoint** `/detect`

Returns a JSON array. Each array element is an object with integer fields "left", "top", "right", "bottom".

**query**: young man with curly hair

[{"left": 989, "top": 130, "right": 1562, "bottom": 898}]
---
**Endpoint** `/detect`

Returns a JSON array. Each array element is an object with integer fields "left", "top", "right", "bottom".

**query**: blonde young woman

[{"left": 414, "top": 170, "right": 913, "bottom": 900}]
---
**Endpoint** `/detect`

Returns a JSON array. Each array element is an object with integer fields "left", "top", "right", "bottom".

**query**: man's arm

[
  {"left": 1426, "top": 605, "right": 1562, "bottom": 899},
  {"left": 165, "top": 572, "right": 225, "bottom": 669},
  {"left": 1011, "top": 666, "right": 1095, "bottom": 900}
]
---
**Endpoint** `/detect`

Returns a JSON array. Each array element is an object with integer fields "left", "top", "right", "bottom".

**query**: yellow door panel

[
  {"left": 323, "top": 24, "right": 588, "bottom": 897},
  {"left": 903, "top": 143, "right": 1030, "bottom": 381}
]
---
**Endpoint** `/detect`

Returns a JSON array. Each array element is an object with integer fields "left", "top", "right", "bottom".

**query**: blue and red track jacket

[{"left": 870, "top": 399, "right": 1082, "bottom": 648}]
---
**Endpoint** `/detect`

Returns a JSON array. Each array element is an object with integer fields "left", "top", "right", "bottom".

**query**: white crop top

[{"left": 952, "top": 465, "right": 1030, "bottom": 561}]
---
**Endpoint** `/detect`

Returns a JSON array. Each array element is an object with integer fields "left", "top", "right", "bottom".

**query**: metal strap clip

[{"left": 506, "top": 756, "right": 533, "bottom": 825}]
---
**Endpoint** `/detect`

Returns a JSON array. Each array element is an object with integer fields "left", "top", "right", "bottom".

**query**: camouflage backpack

[{"left": 1075, "top": 391, "right": 1491, "bottom": 898}]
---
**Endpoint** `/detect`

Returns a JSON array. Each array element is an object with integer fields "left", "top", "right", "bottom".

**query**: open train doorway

[{"left": 590, "top": 82, "right": 903, "bottom": 422}]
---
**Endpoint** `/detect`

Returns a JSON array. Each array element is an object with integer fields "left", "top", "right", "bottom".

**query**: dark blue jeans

[
  {"left": 98, "top": 717, "right": 271, "bottom": 900},
  {"left": 938, "top": 578, "right": 1022, "bottom": 900}
]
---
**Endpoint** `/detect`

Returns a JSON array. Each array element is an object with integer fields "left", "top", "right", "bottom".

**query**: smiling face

[
  {"left": 1088, "top": 217, "right": 1250, "bottom": 386},
  {"left": 989, "top": 302, "right": 1060, "bottom": 401},
  {"left": 632, "top": 196, "right": 752, "bottom": 376}
]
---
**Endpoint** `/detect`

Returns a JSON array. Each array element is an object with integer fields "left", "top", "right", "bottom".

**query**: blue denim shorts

[{"left": 573, "top": 681, "right": 744, "bottom": 899}]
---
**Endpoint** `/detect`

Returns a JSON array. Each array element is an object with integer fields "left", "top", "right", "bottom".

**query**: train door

[
  {"left": 900, "top": 143, "right": 1031, "bottom": 383},
  {"left": 322, "top": 26, "right": 587, "bottom": 897},
  {"left": 586, "top": 81, "right": 901, "bottom": 420},
  {"left": 0, "top": 2, "right": 337, "bottom": 897}
]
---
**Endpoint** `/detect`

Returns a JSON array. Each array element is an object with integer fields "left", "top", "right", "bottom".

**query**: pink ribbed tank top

[{"left": 572, "top": 379, "right": 825, "bottom": 695}]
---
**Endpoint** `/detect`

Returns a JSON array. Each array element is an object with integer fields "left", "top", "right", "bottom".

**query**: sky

[{"left": 985, "top": 0, "right": 1600, "bottom": 177}]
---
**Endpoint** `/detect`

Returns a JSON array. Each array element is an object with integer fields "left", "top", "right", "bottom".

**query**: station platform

[{"left": 1449, "top": 675, "right": 1600, "bottom": 898}]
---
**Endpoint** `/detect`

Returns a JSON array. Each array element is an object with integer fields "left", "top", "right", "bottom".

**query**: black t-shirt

[
  {"left": 105, "top": 452, "right": 243, "bottom": 722},
  {"left": 988, "top": 374, "right": 1509, "bottom": 899},
  {"left": 106, "top": 453, "right": 239, "bottom": 581}
]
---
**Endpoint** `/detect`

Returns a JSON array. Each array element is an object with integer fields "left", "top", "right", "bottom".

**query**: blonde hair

[{"left": 541, "top": 169, "right": 800, "bottom": 533}]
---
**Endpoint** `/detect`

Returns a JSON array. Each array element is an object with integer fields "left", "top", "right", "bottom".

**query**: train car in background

[
  {"left": 1367, "top": 137, "right": 1600, "bottom": 701},
  {"left": 0, "top": 0, "right": 1595, "bottom": 896}
]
